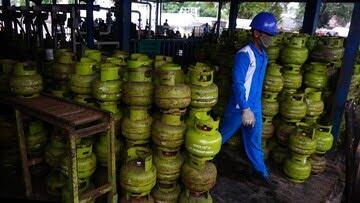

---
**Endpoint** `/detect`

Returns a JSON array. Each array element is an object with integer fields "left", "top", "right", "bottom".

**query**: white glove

[{"left": 242, "top": 108, "right": 255, "bottom": 127}]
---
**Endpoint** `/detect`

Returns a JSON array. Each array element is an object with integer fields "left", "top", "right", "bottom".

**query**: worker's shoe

[{"left": 251, "top": 173, "right": 279, "bottom": 190}]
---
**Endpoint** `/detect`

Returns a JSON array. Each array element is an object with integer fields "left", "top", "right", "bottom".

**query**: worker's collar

[{"left": 249, "top": 42, "right": 266, "bottom": 57}]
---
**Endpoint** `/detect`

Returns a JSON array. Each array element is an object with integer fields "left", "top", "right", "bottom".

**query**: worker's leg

[
  {"left": 241, "top": 111, "right": 269, "bottom": 177},
  {"left": 219, "top": 108, "right": 242, "bottom": 144}
]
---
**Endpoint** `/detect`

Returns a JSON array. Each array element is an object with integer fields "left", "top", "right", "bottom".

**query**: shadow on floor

[
  {"left": 211, "top": 145, "right": 345, "bottom": 203},
  {"left": 0, "top": 145, "right": 345, "bottom": 203}
]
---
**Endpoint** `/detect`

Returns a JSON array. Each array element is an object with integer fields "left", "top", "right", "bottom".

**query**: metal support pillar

[
  {"left": 118, "top": 0, "right": 131, "bottom": 51},
  {"left": 2, "top": 0, "right": 12, "bottom": 33},
  {"left": 35, "top": 0, "right": 44, "bottom": 48},
  {"left": 51, "top": 0, "right": 57, "bottom": 48},
  {"left": 107, "top": 118, "right": 117, "bottom": 203},
  {"left": 86, "top": 0, "right": 95, "bottom": 48},
  {"left": 302, "top": 0, "right": 322, "bottom": 34},
  {"left": 25, "top": 0, "right": 31, "bottom": 47},
  {"left": 36, "top": 22, "right": 43, "bottom": 47},
  {"left": 331, "top": 2, "right": 360, "bottom": 150},
  {"left": 216, "top": 1, "right": 222, "bottom": 37},
  {"left": 15, "top": 110, "right": 33, "bottom": 198},
  {"left": 114, "top": 1, "right": 121, "bottom": 49},
  {"left": 71, "top": 7, "right": 77, "bottom": 53},
  {"left": 228, "top": 0, "right": 239, "bottom": 32},
  {"left": 155, "top": 0, "right": 160, "bottom": 34},
  {"left": 160, "top": 0, "right": 162, "bottom": 26},
  {"left": 68, "top": 133, "right": 79, "bottom": 203}
]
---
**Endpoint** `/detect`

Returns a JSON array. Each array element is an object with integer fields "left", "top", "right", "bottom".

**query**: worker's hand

[{"left": 242, "top": 108, "right": 255, "bottom": 127}]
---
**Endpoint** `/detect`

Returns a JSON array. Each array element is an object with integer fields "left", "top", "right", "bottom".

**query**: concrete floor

[
  {"left": 212, "top": 145, "right": 345, "bottom": 203},
  {"left": 0, "top": 145, "right": 346, "bottom": 203}
]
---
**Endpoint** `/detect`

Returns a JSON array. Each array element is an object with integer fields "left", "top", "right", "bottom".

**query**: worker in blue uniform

[{"left": 219, "top": 12, "right": 278, "bottom": 186}]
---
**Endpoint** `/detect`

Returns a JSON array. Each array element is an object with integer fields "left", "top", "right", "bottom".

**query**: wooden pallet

[{"left": 0, "top": 94, "right": 117, "bottom": 203}]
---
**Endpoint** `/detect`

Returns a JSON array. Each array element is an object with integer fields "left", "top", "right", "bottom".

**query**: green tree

[
  {"left": 238, "top": 2, "right": 284, "bottom": 20},
  {"left": 295, "top": 3, "right": 306, "bottom": 21},
  {"left": 199, "top": 2, "right": 217, "bottom": 18},
  {"left": 221, "top": 3, "right": 230, "bottom": 20},
  {"left": 163, "top": 2, "right": 182, "bottom": 13},
  {"left": 318, "top": 3, "right": 353, "bottom": 27},
  {"left": 295, "top": 3, "right": 353, "bottom": 28},
  {"left": 163, "top": 2, "right": 284, "bottom": 19}
]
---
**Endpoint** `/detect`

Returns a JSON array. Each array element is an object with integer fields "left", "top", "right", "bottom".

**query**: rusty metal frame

[
  {"left": 1, "top": 95, "right": 118, "bottom": 203},
  {"left": 15, "top": 109, "right": 33, "bottom": 198}
]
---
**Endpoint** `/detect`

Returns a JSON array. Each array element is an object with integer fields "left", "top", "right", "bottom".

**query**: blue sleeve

[{"left": 232, "top": 52, "right": 250, "bottom": 110}]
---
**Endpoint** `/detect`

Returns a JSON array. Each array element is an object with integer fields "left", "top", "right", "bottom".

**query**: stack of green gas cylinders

[
  {"left": 70, "top": 55, "right": 98, "bottom": 106},
  {"left": 152, "top": 59, "right": 190, "bottom": 202},
  {"left": 279, "top": 120, "right": 334, "bottom": 182},
  {"left": 269, "top": 34, "right": 309, "bottom": 171},
  {"left": 10, "top": 61, "right": 43, "bottom": 98},
  {"left": 93, "top": 53, "right": 126, "bottom": 169},
  {"left": 120, "top": 53, "right": 155, "bottom": 202},
  {"left": 279, "top": 34, "right": 308, "bottom": 110},
  {"left": 266, "top": 34, "right": 341, "bottom": 183},
  {"left": 186, "top": 63, "right": 218, "bottom": 123},
  {"left": 92, "top": 52, "right": 128, "bottom": 200},
  {"left": 110, "top": 50, "right": 129, "bottom": 80},
  {"left": 0, "top": 116, "right": 19, "bottom": 173},
  {"left": 60, "top": 138, "right": 97, "bottom": 203},
  {"left": 310, "top": 123, "right": 334, "bottom": 174},
  {"left": 309, "top": 37, "right": 345, "bottom": 115},
  {"left": 283, "top": 123, "right": 316, "bottom": 183},
  {"left": 121, "top": 53, "right": 153, "bottom": 147},
  {"left": 261, "top": 34, "right": 283, "bottom": 160},
  {"left": 0, "top": 59, "right": 15, "bottom": 93},
  {"left": 181, "top": 113, "right": 220, "bottom": 203},
  {"left": 45, "top": 128, "right": 67, "bottom": 196},
  {"left": 193, "top": 30, "right": 355, "bottom": 184},
  {"left": 83, "top": 49, "right": 102, "bottom": 71},
  {"left": 154, "top": 55, "right": 173, "bottom": 70},
  {"left": 180, "top": 63, "right": 221, "bottom": 203},
  {"left": 306, "top": 37, "right": 345, "bottom": 168},
  {"left": 44, "top": 125, "right": 96, "bottom": 202},
  {"left": 120, "top": 146, "right": 157, "bottom": 203},
  {"left": 50, "top": 49, "right": 75, "bottom": 98},
  {"left": 261, "top": 54, "right": 283, "bottom": 159},
  {"left": 26, "top": 120, "right": 48, "bottom": 159}
]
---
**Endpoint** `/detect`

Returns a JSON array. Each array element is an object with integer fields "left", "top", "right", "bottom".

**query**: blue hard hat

[{"left": 250, "top": 12, "right": 278, "bottom": 36}]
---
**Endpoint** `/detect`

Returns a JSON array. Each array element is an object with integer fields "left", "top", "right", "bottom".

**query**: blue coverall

[{"left": 219, "top": 42, "right": 269, "bottom": 177}]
